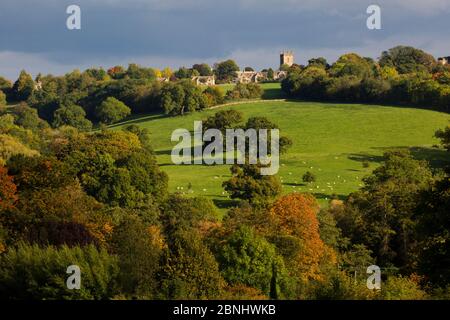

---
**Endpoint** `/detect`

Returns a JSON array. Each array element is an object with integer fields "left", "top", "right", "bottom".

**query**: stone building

[
  {"left": 235, "top": 71, "right": 265, "bottom": 83},
  {"left": 438, "top": 56, "right": 450, "bottom": 65},
  {"left": 280, "top": 51, "right": 294, "bottom": 67},
  {"left": 191, "top": 75, "right": 216, "bottom": 86}
]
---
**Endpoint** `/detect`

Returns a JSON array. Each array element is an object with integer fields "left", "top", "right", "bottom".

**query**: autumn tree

[
  {"left": 158, "top": 229, "right": 224, "bottom": 299},
  {"left": 107, "top": 66, "right": 126, "bottom": 79},
  {"left": 0, "top": 166, "right": 17, "bottom": 211},
  {"left": 268, "top": 193, "right": 328, "bottom": 282}
]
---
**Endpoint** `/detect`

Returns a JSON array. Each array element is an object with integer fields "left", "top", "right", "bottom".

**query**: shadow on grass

[
  {"left": 284, "top": 182, "right": 307, "bottom": 187},
  {"left": 262, "top": 88, "right": 287, "bottom": 100},
  {"left": 409, "top": 146, "right": 449, "bottom": 169},
  {"left": 154, "top": 149, "right": 173, "bottom": 156},
  {"left": 347, "top": 153, "right": 385, "bottom": 164},
  {"left": 312, "top": 192, "right": 347, "bottom": 201},
  {"left": 370, "top": 146, "right": 449, "bottom": 170},
  {"left": 213, "top": 198, "right": 239, "bottom": 210},
  {"left": 107, "top": 112, "right": 169, "bottom": 129}
]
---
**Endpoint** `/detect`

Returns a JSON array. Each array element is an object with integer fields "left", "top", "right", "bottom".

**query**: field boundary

[{"left": 209, "top": 99, "right": 287, "bottom": 110}]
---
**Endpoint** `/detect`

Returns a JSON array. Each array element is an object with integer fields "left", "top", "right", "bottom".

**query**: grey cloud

[{"left": 0, "top": 0, "right": 449, "bottom": 79}]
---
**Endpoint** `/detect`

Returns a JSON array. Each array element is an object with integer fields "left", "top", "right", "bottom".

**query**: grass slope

[{"left": 113, "top": 89, "right": 450, "bottom": 212}]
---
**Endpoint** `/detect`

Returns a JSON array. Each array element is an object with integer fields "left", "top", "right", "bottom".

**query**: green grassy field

[
  {"left": 217, "top": 82, "right": 287, "bottom": 99},
  {"left": 113, "top": 97, "right": 450, "bottom": 212}
]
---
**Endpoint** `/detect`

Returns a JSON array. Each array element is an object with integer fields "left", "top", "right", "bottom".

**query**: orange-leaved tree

[
  {"left": 0, "top": 166, "right": 18, "bottom": 211},
  {"left": 268, "top": 193, "right": 331, "bottom": 281}
]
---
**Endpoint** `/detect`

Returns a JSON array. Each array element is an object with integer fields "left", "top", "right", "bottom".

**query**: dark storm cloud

[{"left": 0, "top": 0, "right": 450, "bottom": 79}]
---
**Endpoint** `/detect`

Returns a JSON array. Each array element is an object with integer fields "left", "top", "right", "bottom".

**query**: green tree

[
  {"left": 111, "top": 215, "right": 162, "bottom": 298},
  {"left": 215, "top": 225, "right": 290, "bottom": 298},
  {"left": 0, "top": 77, "right": 12, "bottom": 94},
  {"left": 342, "top": 150, "right": 433, "bottom": 269},
  {"left": 267, "top": 68, "right": 275, "bottom": 80},
  {"left": 13, "top": 70, "right": 34, "bottom": 101},
  {"left": 11, "top": 103, "right": 48, "bottom": 131},
  {"left": 0, "top": 243, "right": 119, "bottom": 300},
  {"left": 192, "top": 63, "right": 213, "bottom": 76},
  {"left": 95, "top": 97, "right": 131, "bottom": 124},
  {"left": 126, "top": 63, "right": 156, "bottom": 80},
  {"left": 379, "top": 46, "right": 436, "bottom": 74},
  {"left": 214, "top": 60, "right": 240, "bottom": 82},
  {"left": 435, "top": 124, "right": 450, "bottom": 150},
  {"left": 159, "top": 80, "right": 207, "bottom": 115},
  {"left": 203, "top": 109, "right": 243, "bottom": 133},
  {"left": 203, "top": 86, "right": 225, "bottom": 106},
  {"left": 330, "top": 53, "right": 375, "bottom": 78},
  {"left": 308, "top": 57, "right": 328, "bottom": 69},
  {"left": 116, "top": 149, "right": 168, "bottom": 204},
  {"left": 0, "top": 91, "right": 6, "bottom": 110},
  {"left": 281, "top": 66, "right": 328, "bottom": 99},
  {"left": 223, "top": 164, "right": 282, "bottom": 207},
  {"left": 415, "top": 125, "right": 450, "bottom": 287},
  {"left": 53, "top": 104, "right": 92, "bottom": 131},
  {"left": 225, "top": 83, "right": 263, "bottom": 100}
]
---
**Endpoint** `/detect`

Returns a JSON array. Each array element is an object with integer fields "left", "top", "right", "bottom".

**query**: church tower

[{"left": 280, "top": 51, "right": 294, "bottom": 68}]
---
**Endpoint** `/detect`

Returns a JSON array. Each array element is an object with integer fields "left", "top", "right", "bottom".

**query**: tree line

[
  {"left": 0, "top": 60, "right": 262, "bottom": 131},
  {"left": 282, "top": 46, "right": 450, "bottom": 113}
]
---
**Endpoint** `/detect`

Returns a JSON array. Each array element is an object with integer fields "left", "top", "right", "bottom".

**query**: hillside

[{"left": 113, "top": 99, "right": 450, "bottom": 212}]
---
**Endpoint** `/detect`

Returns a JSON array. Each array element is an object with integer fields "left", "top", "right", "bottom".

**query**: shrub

[
  {"left": 302, "top": 171, "right": 316, "bottom": 183},
  {"left": 380, "top": 275, "right": 428, "bottom": 300},
  {"left": 225, "top": 83, "right": 263, "bottom": 100}
]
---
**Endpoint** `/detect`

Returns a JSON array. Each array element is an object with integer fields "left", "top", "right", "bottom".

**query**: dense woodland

[
  {"left": 282, "top": 46, "right": 450, "bottom": 113},
  {"left": 0, "top": 46, "right": 449, "bottom": 300}
]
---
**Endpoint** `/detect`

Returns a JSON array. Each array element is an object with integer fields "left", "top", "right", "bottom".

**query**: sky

[{"left": 1, "top": 0, "right": 450, "bottom": 80}]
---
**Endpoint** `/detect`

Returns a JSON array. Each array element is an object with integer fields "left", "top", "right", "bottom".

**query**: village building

[
  {"left": 191, "top": 75, "right": 216, "bottom": 86},
  {"left": 234, "top": 51, "right": 293, "bottom": 83},
  {"left": 438, "top": 56, "right": 450, "bottom": 65},
  {"left": 280, "top": 50, "right": 294, "bottom": 67},
  {"left": 235, "top": 71, "right": 266, "bottom": 83},
  {"left": 189, "top": 51, "right": 293, "bottom": 84}
]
